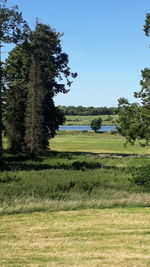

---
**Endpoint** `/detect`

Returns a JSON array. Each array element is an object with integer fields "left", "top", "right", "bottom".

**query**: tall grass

[{"left": 0, "top": 149, "right": 150, "bottom": 215}]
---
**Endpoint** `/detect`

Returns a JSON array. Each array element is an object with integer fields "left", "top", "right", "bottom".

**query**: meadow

[
  {"left": 64, "top": 115, "right": 117, "bottom": 125},
  {"left": 51, "top": 130, "right": 150, "bottom": 154},
  {"left": 1, "top": 131, "right": 150, "bottom": 266},
  {"left": 1, "top": 131, "right": 150, "bottom": 215}
]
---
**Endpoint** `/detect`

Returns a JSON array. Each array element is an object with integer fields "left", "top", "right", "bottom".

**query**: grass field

[
  {"left": 1, "top": 208, "right": 150, "bottom": 266},
  {"left": 1, "top": 132, "right": 150, "bottom": 215},
  {"left": 64, "top": 115, "right": 118, "bottom": 125},
  {"left": 51, "top": 131, "right": 150, "bottom": 155},
  {"left": 1, "top": 132, "right": 150, "bottom": 266}
]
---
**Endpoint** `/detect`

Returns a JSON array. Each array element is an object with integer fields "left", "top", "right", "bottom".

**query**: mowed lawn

[
  {"left": 1, "top": 208, "right": 150, "bottom": 266},
  {"left": 51, "top": 132, "right": 150, "bottom": 155}
]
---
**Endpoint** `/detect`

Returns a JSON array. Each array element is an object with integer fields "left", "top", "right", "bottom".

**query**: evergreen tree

[
  {"left": 4, "top": 43, "right": 30, "bottom": 152},
  {"left": 0, "top": 1, "right": 29, "bottom": 163},
  {"left": 25, "top": 54, "right": 46, "bottom": 154},
  {"left": 4, "top": 23, "right": 76, "bottom": 152}
]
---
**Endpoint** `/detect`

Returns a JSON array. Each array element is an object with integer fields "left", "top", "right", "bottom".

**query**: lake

[{"left": 59, "top": 125, "right": 116, "bottom": 132}]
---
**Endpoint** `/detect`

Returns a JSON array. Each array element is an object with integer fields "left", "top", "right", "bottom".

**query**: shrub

[
  {"left": 130, "top": 167, "right": 150, "bottom": 189},
  {"left": 91, "top": 118, "right": 102, "bottom": 133}
]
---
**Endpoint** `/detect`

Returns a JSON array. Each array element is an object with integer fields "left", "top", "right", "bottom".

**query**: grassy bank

[
  {"left": 65, "top": 115, "right": 118, "bottom": 125},
  {"left": 0, "top": 131, "right": 150, "bottom": 215},
  {"left": 1, "top": 208, "right": 150, "bottom": 266}
]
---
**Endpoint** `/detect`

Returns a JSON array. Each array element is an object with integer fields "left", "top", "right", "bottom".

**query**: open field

[
  {"left": 1, "top": 208, "right": 150, "bottom": 266},
  {"left": 64, "top": 115, "right": 118, "bottom": 125},
  {"left": 1, "top": 132, "right": 150, "bottom": 266},
  {"left": 51, "top": 131, "right": 150, "bottom": 155}
]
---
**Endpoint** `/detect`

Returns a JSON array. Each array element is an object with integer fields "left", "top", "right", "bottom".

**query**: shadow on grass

[
  {"left": 2, "top": 150, "right": 149, "bottom": 172},
  {"left": 3, "top": 161, "right": 104, "bottom": 172},
  {"left": 51, "top": 150, "right": 148, "bottom": 159}
]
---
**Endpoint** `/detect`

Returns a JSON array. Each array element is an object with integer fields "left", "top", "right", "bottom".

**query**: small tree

[
  {"left": 91, "top": 118, "right": 102, "bottom": 133},
  {"left": 117, "top": 12, "right": 150, "bottom": 146}
]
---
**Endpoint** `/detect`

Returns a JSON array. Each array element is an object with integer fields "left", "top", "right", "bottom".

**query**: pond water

[{"left": 59, "top": 125, "right": 116, "bottom": 132}]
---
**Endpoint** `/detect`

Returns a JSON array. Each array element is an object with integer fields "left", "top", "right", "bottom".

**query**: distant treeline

[{"left": 58, "top": 106, "right": 118, "bottom": 116}]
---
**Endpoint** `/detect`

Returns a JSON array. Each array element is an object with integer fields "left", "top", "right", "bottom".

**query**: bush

[
  {"left": 91, "top": 118, "right": 102, "bottom": 132},
  {"left": 130, "top": 167, "right": 150, "bottom": 189}
]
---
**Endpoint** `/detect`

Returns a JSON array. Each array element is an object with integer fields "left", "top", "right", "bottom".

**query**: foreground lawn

[{"left": 0, "top": 208, "right": 150, "bottom": 266}]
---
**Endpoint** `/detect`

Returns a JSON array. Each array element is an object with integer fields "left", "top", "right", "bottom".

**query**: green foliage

[
  {"left": 0, "top": 4, "right": 29, "bottom": 43},
  {"left": 136, "top": 68, "right": 150, "bottom": 106},
  {"left": 117, "top": 14, "right": 150, "bottom": 146},
  {"left": 58, "top": 105, "right": 118, "bottom": 116},
  {"left": 4, "top": 43, "right": 31, "bottom": 152},
  {"left": 118, "top": 70, "right": 150, "bottom": 146},
  {"left": 144, "top": 13, "right": 150, "bottom": 36},
  {"left": 3, "top": 23, "right": 75, "bottom": 153},
  {"left": 30, "top": 23, "right": 77, "bottom": 95},
  {"left": 0, "top": 1, "right": 29, "bottom": 163},
  {"left": 131, "top": 166, "right": 150, "bottom": 189},
  {"left": 0, "top": 149, "right": 150, "bottom": 214},
  {"left": 118, "top": 99, "right": 143, "bottom": 144},
  {"left": 25, "top": 55, "right": 47, "bottom": 154},
  {"left": 91, "top": 118, "right": 102, "bottom": 132},
  {"left": 118, "top": 95, "right": 150, "bottom": 146}
]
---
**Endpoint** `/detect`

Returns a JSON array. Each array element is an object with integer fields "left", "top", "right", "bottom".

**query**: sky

[{"left": 3, "top": 0, "right": 150, "bottom": 107}]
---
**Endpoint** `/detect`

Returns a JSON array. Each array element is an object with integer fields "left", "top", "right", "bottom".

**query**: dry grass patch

[{"left": 0, "top": 208, "right": 150, "bottom": 266}]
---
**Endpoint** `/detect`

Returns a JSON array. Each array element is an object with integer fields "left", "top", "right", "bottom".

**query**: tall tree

[
  {"left": 4, "top": 43, "right": 31, "bottom": 152},
  {"left": 0, "top": 0, "right": 29, "bottom": 163},
  {"left": 4, "top": 23, "right": 76, "bottom": 152},
  {"left": 25, "top": 54, "right": 46, "bottom": 154}
]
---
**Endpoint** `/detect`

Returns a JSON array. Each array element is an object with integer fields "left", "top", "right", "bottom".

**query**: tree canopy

[
  {"left": 91, "top": 118, "right": 102, "bottom": 133},
  {"left": 0, "top": 1, "right": 29, "bottom": 164},
  {"left": 117, "top": 14, "right": 150, "bottom": 145},
  {"left": 3, "top": 22, "right": 76, "bottom": 153},
  {"left": 58, "top": 106, "right": 117, "bottom": 116}
]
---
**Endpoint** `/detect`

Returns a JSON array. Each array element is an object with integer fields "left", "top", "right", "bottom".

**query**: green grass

[
  {"left": 1, "top": 132, "right": 150, "bottom": 265},
  {"left": 0, "top": 153, "right": 150, "bottom": 214},
  {"left": 1, "top": 208, "right": 150, "bottom": 266},
  {"left": 51, "top": 131, "right": 150, "bottom": 155},
  {"left": 65, "top": 115, "right": 118, "bottom": 125},
  {"left": 0, "top": 132, "right": 150, "bottom": 215}
]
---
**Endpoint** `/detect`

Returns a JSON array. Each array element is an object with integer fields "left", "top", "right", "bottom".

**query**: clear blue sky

[{"left": 5, "top": 0, "right": 150, "bottom": 107}]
